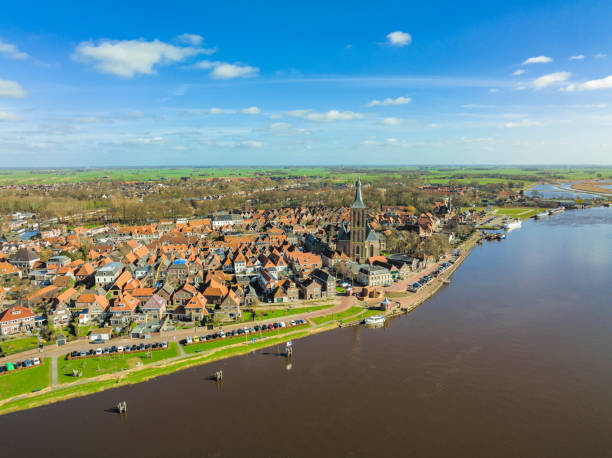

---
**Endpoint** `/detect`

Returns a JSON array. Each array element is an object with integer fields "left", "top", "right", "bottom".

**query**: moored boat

[
  {"left": 364, "top": 315, "right": 386, "bottom": 326},
  {"left": 504, "top": 219, "right": 522, "bottom": 230}
]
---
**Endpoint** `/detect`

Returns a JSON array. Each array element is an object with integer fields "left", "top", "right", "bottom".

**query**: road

[{"left": 0, "top": 296, "right": 355, "bottom": 366}]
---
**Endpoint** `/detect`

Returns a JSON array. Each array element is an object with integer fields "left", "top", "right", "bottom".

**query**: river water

[{"left": 1, "top": 207, "right": 611, "bottom": 458}]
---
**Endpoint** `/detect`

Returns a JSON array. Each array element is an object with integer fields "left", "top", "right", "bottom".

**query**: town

[{"left": 0, "top": 167, "right": 609, "bottom": 413}]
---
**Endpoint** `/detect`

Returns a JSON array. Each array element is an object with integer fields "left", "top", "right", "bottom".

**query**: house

[
  {"left": 0, "top": 261, "right": 22, "bottom": 279},
  {"left": 108, "top": 293, "right": 139, "bottom": 326},
  {"left": 141, "top": 294, "right": 167, "bottom": 320},
  {"left": 0, "top": 306, "right": 35, "bottom": 336},
  {"left": 167, "top": 259, "right": 189, "bottom": 284},
  {"left": 95, "top": 262, "right": 124, "bottom": 287},
  {"left": 75, "top": 262, "right": 95, "bottom": 285},
  {"left": 49, "top": 302, "right": 71, "bottom": 328},
  {"left": 298, "top": 278, "right": 322, "bottom": 300},
  {"left": 172, "top": 283, "right": 197, "bottom": 306},
  {"left": 309, "top": 268, "right": 336, "bottom": 297},
  {"left": 108, "top": 269, "right": 133, "bottom": 299},
  {"left": 215, "top": 291, "right": 242, "bottom": 322},
  {"left": 184, "top": 293, "right": 208, "bottom": 322},
  {"left": 357, "top": 265, "right": 391, "bottom": 287},
  {"left": 10, "top": 248, "right": 40, "bottom": 274}
]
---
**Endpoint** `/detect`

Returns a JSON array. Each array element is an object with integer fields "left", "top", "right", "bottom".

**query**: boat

[
  {"left": 364, "top": 315, "right": 386, "bottom": 326},
  {"left": 504, "top": 219, "right": 522, "bottom": 230},
  {"left": 549, "top": 206, "right": 565, "bottom": 215},
  {"left": 535, "top": 211, "right": 549, "bottom": 219}
]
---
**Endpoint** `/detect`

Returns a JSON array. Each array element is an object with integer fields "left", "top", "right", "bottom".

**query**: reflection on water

[{"left": 0, "top": 207, "right": 611, "bottom": 458}]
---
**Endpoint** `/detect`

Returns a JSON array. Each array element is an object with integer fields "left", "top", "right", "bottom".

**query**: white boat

[
  {"left": 364, "top": 315, "right": 386, "bottom": 326},
  {"left": 504, "top": 219, "right": 522, "bottom": 230},
  {"left": 535, "top": 211, "right": 549, "bottom": 219}
]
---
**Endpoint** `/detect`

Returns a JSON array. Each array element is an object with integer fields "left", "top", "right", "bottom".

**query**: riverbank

[{"left": 0, "top": 235, "right": 482, "bottom": 416}]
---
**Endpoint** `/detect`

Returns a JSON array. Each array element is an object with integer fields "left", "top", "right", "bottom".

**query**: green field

[
  {"left": 57, "top": 344, "right": 179, "bottom": 383},
  {"left": 0, "top": 166, "right": 610, "bottom": 185},
  {"left": 0, "top": 336, "right": 40, "bottom": 356},
  {"left": 311, "top": 306, "right": 365, "bottom": 325},
  {"left": 252, "top": 304, "right": 334, "bottom": 321},
  {"left": 0, "top": 359, "right": 51, "bottom": 399},
  {"left": 0, "top": 330, "right": 310, "bottom": 415}
]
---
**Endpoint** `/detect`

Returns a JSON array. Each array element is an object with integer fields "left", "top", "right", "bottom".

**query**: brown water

[{"left": 1, "top": 207, "right": 612, "bottom": 458}]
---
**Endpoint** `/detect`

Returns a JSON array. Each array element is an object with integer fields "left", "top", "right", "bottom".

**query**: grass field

[
  {"left": 0, "top": 336, "right": 39, "bottom": 356},
  {"left": 252, "top": 304, "right": 334, "bottom": 321},
  {"left": 311, "top": 306, "right": 365, "bottom": 325},
  {"left": 57, "top": 343, "right": 179, "bottom": 383},
  {"left": 0, "top": 359, "right": 51, "bottom": 399},
  {"left": 0, "top": 166, "right": 611, "bottom": 185},
  {"left": 0, "top": 330, "right": 311, "bottom": 415}
]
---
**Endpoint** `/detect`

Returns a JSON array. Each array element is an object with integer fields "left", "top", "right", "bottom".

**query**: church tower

[{"left": 349, "top": 177, "right": 367, "bottom": 263}]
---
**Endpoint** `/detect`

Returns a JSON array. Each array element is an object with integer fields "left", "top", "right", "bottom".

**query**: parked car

[
  {"left": 24, "top": 359, "right": 32, "bottom": 367},
  {"left": 33, "top": 357, "right": 41, "bottom": 366},
  {"left": 162, "top": 341, "right": 168, "bottom": 348},
  {"left": 80, "top": 350, "right": 86, "bottom": 357},
  {"left": 185, "top": 337, "right": 193, "bottom": 344}
]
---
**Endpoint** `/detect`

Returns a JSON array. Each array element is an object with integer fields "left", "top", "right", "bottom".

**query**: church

[{"left": 336, "top": 178, "right": 382, "bottom": 263}]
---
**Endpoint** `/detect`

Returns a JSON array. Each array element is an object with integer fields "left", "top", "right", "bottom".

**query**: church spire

[{"left": 351, "top": 177, "right": 365, "bottom": 209}]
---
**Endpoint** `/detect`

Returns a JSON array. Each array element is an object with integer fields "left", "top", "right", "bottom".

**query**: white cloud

[
  {"left": 382, "top": 117, "right": 402, "bottom": 126},
  {"left": 269, "top": 113, "right": 283, "bottom": 120},
  {"left": 562, "top": 75, "right": 612, "bottom": 92},
  {"left": 0, "top": 111, "right": 21, "bottom": 121},
  {"left": 522, "top": 55, "right": 553, "bottom": 65},
  {"left": 366, "top": 96, "right": 411, "bottom": 107},
  {"left": 242, "top": 140, "right": 263, "bottom": 148},
  {"left": 271, "top": 122, "right": 292, "bottom": 129},
  {"left": 595, "top": 53, "right": 607, "bottom": 59},
  {"left": 195, "top": 60, "right": 259, "bottom": 79},
  {"left": 74, "top": 38, "right": 206, "bottom": 77},
  {"left": 113, "top": 136, "right": 164, "bottom": 145},
  {"left": 210, "top": 107, "right": 235, "bottom": 114},
  {"left": 504, "top": 119, "right": 541, "bottom": 128},
  {"left": 0, "top": 39, "right": 28, "bottom": 60},
  {"left": 386, "top": 31, "right": 412, "bottom": 47},
  {"left": 299, "top": 110, "right": 363, "bottom": 122},
  {"left": 513, "top": 69, "right": 526, "bottom": 76},
  {"left": 531, "top": 71, "right": 571, "bottom": 89},
  {"left": 286, "top": 109, "right": 311, "bottom": 117},
  {"left": 488, "top": 88, "right": 499, "bottom": 93},
  {"left": 569, "top": 55, "right": 585, "bottom": 60},
  {"left": 0, "top": 78, "right": 26, "bottom": 98},
  {"left": 241, "top": 106, "right": 261, "bottom": 114},
  {"left": 175, "top": 33, "right": 204, "bottom": 46}
]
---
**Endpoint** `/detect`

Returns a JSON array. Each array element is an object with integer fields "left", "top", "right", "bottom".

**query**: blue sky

[{"left": 1, "top": 0, "right": 612, "bottom": 166}]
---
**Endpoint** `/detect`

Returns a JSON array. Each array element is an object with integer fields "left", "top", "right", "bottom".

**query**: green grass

[
  {"left": 252, "top": 304, "right": 333, "bottom": 321},
  {"left": 0, "top": 331, "right": 311, "bottom": 415},
  {"left": 0, "top": 359, "right": 51, "bottom": 399},
  {"left": 57, "top": 343, "right": 179, "bottom": 383},
  {"left": 184, "top": 325, "right": 311, "bottom": 354},
  {"left": 335, "top": 286, "right": 346, "bottom": 294},
  {"left": 311, "top": 306, "right": 364, "bottom": 325},
  {"left": 76, "top": 326, "right": 91, "bottom": 337},
  {"left": 0, "top": 336, "right": 39, "bottom": 356}
]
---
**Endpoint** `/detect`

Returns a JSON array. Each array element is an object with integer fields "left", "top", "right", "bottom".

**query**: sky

[{"left": 1, "top": 0, "right": 612, "bottom": 167}]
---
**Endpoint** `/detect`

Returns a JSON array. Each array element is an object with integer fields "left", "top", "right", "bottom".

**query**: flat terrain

[
  {"left": 0, "top": 166, "right": 611, "bottom": 185},
  {"left": 0, "top": 359, "right": 51, "bottom": 399}
]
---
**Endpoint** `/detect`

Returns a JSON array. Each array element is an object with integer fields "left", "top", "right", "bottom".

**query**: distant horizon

[{"left": 0, "top": 164, "right": 612, "bottom": 170}]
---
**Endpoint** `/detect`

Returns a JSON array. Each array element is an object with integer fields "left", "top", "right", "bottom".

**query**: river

[{"left": 1, "top": 207, "right": 611, "bottom": 457}]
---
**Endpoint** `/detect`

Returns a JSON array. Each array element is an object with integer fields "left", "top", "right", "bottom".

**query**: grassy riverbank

[{"left": 0, "top": 330, "right": 310, "bottom": 416}]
